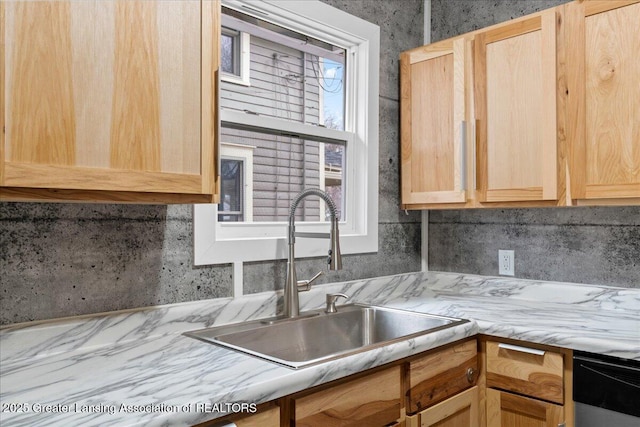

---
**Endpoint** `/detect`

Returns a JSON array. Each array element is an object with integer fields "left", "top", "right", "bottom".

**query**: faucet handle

[
  {"left": 325, "top": 293, "right": 349, "bottom": 313},
  {"left": 297, "top": 271, "right": 323, "bottom": 292}
]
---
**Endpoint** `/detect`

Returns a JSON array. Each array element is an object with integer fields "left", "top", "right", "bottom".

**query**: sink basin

[{"left": 185, "top": 304, "right": 469, "bottom": 369}]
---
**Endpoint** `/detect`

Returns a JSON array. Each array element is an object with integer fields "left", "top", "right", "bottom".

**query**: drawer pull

[{"left": 498, "top": 343, "right": 545, "bottom": 356}]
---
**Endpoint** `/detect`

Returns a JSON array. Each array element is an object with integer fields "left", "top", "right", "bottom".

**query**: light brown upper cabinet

[
  {"left": 401, "top": 0, "right": 638, "bottom": 210},
  {"left": 0, "top": 0, "right": 220, "bottom": 203},
  {"left": 400, "top": 36, "right": 475, "bottom": 209},
  {"left": 565, "top": 0, "right": 640, "bottom": 205},
  {"left": 474, "top": 7, "right": 566, "bottom": 206}
]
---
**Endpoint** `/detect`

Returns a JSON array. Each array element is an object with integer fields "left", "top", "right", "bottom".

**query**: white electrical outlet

[{"left": 498, "top": 250, "right": 515, "bottom": 276}]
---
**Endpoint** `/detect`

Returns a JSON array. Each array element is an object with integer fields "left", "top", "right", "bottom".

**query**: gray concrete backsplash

[
  {"left": 429, "top": 207, "right": 640, "bottom": 288},
  {"left": 0, "top": 0, "right": 424, "bottom": 326},
  {"left": 428, "top": 0, "right": 639, "bottom": 289}
]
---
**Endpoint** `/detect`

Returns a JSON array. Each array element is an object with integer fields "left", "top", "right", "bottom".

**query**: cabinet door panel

[
  {"left": 486, "top": 389, "right": 563, "bottom": 427},
  {"left": 566, "top": 0, "right": 640, "bottom": 203},
  {"left": 294, "top": 366, "right": 401, "bottom": 427},
  {"left": 475, "top": 9, "right": 563, "bottom": 204},
  {"left": 1, "top": 0, "right": 219, "bottom": 203},
  {"left": 401, "top": 37, "right": 470, "bottom": 207},
  {"left": 407, "top": 386, "right": 479, "bottom": 427}
]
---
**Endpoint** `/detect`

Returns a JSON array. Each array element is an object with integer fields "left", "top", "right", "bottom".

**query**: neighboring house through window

[{"left": 194, "top": 0, "right": 380, "bottom": 288}]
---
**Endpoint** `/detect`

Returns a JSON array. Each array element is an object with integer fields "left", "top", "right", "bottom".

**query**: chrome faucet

[{"left": 284, "top": 188, "right": 342, "bottom": 318}]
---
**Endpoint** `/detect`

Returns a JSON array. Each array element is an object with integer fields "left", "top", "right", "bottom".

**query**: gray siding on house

[
  {"left": 220, "top": 35, "right": 323, "bottom": 124},
  {"left": 219, "top": 29, "right": 338, "bottom": 222},
  {"left": 221, "top": 128, "right": 322, "bottom": 222}
]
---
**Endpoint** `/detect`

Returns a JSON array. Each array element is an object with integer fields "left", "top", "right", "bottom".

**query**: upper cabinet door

[
  {"left": 474, "top": 8, "right": 565, "bottom": 205},
  {"left": 566, "top": 0, "right": 640, "bottom": 204},
  {"left": 400, "top": 37, "right": 473, "bottom": 208},
  {"left": 0, "top": 0, "right": 220, "bottom": 203}
]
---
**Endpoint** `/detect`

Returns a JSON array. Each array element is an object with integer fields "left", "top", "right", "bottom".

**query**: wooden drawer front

[
  {"left": 408, "top": 339, "right": 478, "bottom": 414},
  {"left": 486, "top": 389, "right": 563, "bottom": 427},
  {"left": 486, "top": 341, "right": 563, "bottom": 404},
  {"left": 294, "top": 366, "right": 401, "bottom": 427}
]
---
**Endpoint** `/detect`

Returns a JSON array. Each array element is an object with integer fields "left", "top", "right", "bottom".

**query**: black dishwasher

[{"left": 573, "top": 351, "right": 640, "bottom": 427}]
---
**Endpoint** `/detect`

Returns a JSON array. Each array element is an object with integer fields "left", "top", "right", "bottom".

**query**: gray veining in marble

[
  {"left": 0, "top": 0, "right": 424, "bottom": 326},
  {"left": 1, "top": 272, "right": 638, "bottom": 427}
]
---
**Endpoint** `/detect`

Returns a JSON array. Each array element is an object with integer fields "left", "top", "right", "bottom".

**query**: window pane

[
  {"left": 317, "top": 58, "right": 345, "bottom": 131},
  {"left": 220, "top": 11, "right": 346, "bottom": 128},
  {"left": 221, "top": 33, "right": 235, "bottom": 74},
  {"left": 220, "top": 127, "right": 345, "bottom": 223},
  {"left": 219, "top": 159, "right": 244, "bottom": 222}
]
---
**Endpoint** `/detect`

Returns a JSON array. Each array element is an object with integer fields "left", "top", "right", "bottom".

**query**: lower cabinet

[
  {"left": 486, "top": 389, "right": 562, "bottom": 427},
  {"left": 201, "top": 336, "right": 575, "bottom": 427},
  {"left": 292, "top": 365, "right": 402, "bottom": 427},
  {"left": 482, "top": 337, "right": 573, "bottom": 427},
  {"left": 407, "top": 386, "right": 479, "bottom": 427}
]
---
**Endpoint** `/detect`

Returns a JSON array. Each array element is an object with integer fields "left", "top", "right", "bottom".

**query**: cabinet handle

[
  {"left": 558, "top": 423, "right": 566, "bottom": 427},
  {"left": 466, "top": 367, "right": 476, "bottom": 383},
  {"left": 460, "top": 121, "right": 467, "bottom": 191},
  {"left": 472, "top": 120, "right": 477, "bottom": 190},
  {"left": 498, "top": 343, "right": 545, "bottom": 356}
]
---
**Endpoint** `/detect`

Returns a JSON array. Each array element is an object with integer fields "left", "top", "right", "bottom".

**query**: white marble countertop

[{"left": 1, "top": 272, "right": 638, "bottom": 427}]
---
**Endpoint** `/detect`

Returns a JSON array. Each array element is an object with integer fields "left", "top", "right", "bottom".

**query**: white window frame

[
  {"left": 220, "top": 25, "right": 251, "bottom": 86},
  {"left": 194, "top": 0, "right": 379, "bottom": 266}
]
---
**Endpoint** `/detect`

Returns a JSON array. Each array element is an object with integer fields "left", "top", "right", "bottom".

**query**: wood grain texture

[
  {"left": 584, "top": 0, "right": 640, "bottom": 16},
  {"left": 475, "top": 9, "right": 563, "bottom": 204},
  {"left": 411, "top": 53, "right": 454, "bottom": 193},
  {"left": 0, "top": 187, "right": 213, "bottom": 204},
  {"left": 201, "top": 0, "right": 220, "bottom": 200},
  {"left": 486, "top": 30, "right": 543, "bottom": 191},
  {"left": 110, "top": 1, "right": 161, "bottom": 172},
  {"left": 294, "top": 366, "right": 401, "bottom": 427},
  {"left": 401, "top": 37, "right": 469, "bottom": 206},
  {"left": 408, "top": 339, "right": 477, "bottom": 414},
  {"left": 3, "top": 162, "right": 202, "bottom": 194},
  {"left": 483, "top": 16, "right": 541, "bottom": 44},
  {"left": 158, "top": 0, "right": 201, "bottom": 175},
  {"left": 567, "top": 0, "right": 640, "bottom": 202},
  {"left": 69, "top": 1, "right": 114, "bottom": 169},
  {"left": 400, "top": 51, "right": 414, "bottom": 204},
  {"left": 2, "top": 0, "right": 216, "bottom": 202},
  {"left": 415, "top": 386, "right": 478, "bottom": 427},
  {"left": 486, "top": 389, "right": 563, "bottom": 427},
  {"left": 486, "top": 341, "right": 563, "bottom": 405},
  {"left": 584, "top": 2, "right": 640, "bottom": 190},
  {"left": 8, "top": 1, "right": 76, "bottom": 165},
  {"left": 474, "top": 32, "right": 489, "bottom": 202},
  {"left": 565, "top": 0, "right": 588, "bottom": 199}
]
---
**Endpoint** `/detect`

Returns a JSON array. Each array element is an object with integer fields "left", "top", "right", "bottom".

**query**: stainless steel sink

[{"left": 185, "top": 304, "right": 469, "bottom": 369}]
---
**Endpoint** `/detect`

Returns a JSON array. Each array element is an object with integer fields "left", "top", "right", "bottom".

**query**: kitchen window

[{"left": 194, "top": 0, "right": 379, "bottom": 278}]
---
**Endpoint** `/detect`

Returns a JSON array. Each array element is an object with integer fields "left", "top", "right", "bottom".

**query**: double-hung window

[{"left": 194, "top": 0, "right": 380, "bottom": 273}]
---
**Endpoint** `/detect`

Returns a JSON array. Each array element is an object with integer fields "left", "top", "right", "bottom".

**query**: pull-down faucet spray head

[{"left": 329, "top": 217, "right": 342, "bottom": 270}]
